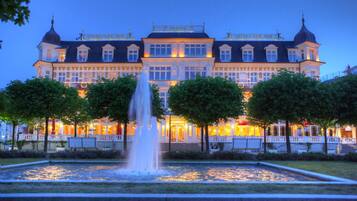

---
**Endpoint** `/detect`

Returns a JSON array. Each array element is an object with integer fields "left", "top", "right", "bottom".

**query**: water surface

[{"left": 0, "top": 163, "right": 319, "bottom": 182}]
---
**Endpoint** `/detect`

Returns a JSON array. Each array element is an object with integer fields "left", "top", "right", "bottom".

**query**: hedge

[{"left": 0, "top": 150, "right": 356, "bottom": 162}]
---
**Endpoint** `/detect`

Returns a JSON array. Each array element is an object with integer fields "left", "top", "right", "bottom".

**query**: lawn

[
  {"left": 0, "top": 158, "right": 43, "bottom": 166},
  {"left": 269, "top": 161, "right": 357, "bottom": 180},
  {"left": 0, "top": 183, "right": 356, "bottom": 194}
]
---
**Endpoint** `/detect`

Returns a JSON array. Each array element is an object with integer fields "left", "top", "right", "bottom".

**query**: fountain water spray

[{"left": 127, "top": 71, "right": 160, "bottom": 173}]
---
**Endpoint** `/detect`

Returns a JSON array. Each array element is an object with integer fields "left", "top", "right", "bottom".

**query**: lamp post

[{"left": 168, "top": 108, "right": 172, "bottom": 152}]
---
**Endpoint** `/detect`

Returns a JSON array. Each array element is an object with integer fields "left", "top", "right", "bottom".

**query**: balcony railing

[{"left": 10, "top": 134, "right": 356, "bottom": 145}]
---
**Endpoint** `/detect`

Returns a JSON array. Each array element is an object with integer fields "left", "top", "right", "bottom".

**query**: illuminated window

[
  {"left": 149, "top": 44, "right": 171, "bottom": 57},
  {"left": 149, "top": 66, "right": 171, "bottom": 80},
  {"left": 309, "top": 49, "right": 316, "bottom": 61},
  {"left": 266, "top": 50, "right": 278, "bottom": 62},
  {"left": 185, "top": 67, "right": 207, "bottom": 80},
  {"left": 58, "top": 72, "right": 66, "bottom": 82},
  {"left": 184, "top": 44, "right": 207, "bottom": 57}
]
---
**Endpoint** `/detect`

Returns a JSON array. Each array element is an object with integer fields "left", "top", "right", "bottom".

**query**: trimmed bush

[
  {"left": 1, "top": 150, "right": 356, "bottom": 161},
  {"left": 0, "top": 150, "right": 122, "bottom": 159}
]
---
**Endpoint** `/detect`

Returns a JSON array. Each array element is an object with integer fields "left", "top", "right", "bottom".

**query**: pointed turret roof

[
  {"left": 41, "top": 16, "right": 61, "bottom": 45},
  {"left": 294, "top": 16, "right": 317, "bottom": 45}
]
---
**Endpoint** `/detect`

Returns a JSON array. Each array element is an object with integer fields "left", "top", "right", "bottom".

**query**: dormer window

[
  {"left": 77, "top": 45, "right": 90, "bottom": 62},
  {"left": 241, "top": 44, "right": 254, "bottom": 62},
  {"left": 288, "top": 49, "right": 298, "bottom": 62},
  {"left": 219, "top": 44, "right": 231, "bottom": 62},
  {"left": 265, "top": 44, "right": 278, "bottom": 62},
  {"left": 102, "top": 44, "right": 115, "bottom": 62},
  {"left": 127, "top": 44, "right": 139, "bottom": 62}
]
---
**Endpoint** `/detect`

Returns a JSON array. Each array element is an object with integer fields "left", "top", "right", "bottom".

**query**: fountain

[{"left": 127, "top": 70, "right": 160, "bottom": 173}]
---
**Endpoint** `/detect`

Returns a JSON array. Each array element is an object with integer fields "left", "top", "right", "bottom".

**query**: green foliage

[
  {"left": 61, "top": 87, "right": 91, "bottom": 136},
  {"left": 310, "top": 82, "right": 337, "bottom": 128},
  {"left": 253, "top": 70, "right": 319, "bottom": 124},
  {"left": 333, "top": 75, "right": 357, "bottom": 126},
  {"left": 7, "top": 78, "right": 68, "bottom": 120},
  {"left": 87, "top": 76, "right": 136, "bottom": 123},
  {"left": 151, "top": 84, "right": 165, "bottom": 119},
  {"left": 6, "top": 78, "right": 69, "bottom": 152},
  {"left": 0, "top": 0, "right": 30, "bottom": 26},
  {"left": 87, "top": 76, "right": 164, "bottom": 122},
  {"left": 169, "top": 76, "right": 244, "bottom": 127},
  {"left": 247, "top": 81, "right": 275, "bottom": 128}
]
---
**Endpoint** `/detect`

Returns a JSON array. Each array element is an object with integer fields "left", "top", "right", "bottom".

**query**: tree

[
  {"left": 3, "top": 81, "right": 28, "bottom": 150},
  {"left": 87, "top": 76, "right": 164, "bottom": 153},
  {"left": 251, "top": 70, "right": 319, "bottom": 153},
  {"left": 310, "top": 82, "right": 337, "bottom": 154},
  {"left": 0, "top": 0, "right": 30, "bottom": 26},
  {"left": 247, "top": 82, "right": 275, "bottom": 153},
  {"left": 6, "top": 78, "right": 68, "bottom": 152},
  {"left": 169, "top": 76, "right": 244, "bottom": 153},
  {"left": 333, "top": 75, "right": 357, "bottom": 143},
  {"left": 62, "top": 87, "right": 91, "bottom": 137}
]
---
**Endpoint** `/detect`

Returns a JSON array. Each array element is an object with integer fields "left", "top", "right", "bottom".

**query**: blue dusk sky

[{"left": 0, "top": 0, "right": 357, "bottom": 88}]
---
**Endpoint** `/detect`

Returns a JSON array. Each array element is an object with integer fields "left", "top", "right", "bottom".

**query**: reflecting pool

[{"left": 0, "top": 163, "right": 320, "bottom": 182}]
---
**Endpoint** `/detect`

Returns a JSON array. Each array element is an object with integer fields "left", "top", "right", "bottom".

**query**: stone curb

[
  {"left": 0, "top": 160, "right": 49, "bottom": 170},
  {"left": 0, "top": 193, "right": 356, "bottom": 200},
  {"left": 260, "top": 162, "right": 355, "bottom": 182}
]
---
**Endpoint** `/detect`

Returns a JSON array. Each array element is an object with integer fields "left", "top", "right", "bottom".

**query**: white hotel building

[{"left": 28, "top": 18, "right": 356, "bottom": 149}]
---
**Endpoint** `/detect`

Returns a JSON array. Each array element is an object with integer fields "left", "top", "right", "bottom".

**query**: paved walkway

[{"left": 0, "top": 193, "right": 356, "bottom": 201}]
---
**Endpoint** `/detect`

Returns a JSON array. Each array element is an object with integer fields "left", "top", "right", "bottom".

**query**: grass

[
  {"left": 0, "top": 158, "right": 43, "bottom": 166},
  {"left": 0, "top": 183, "right": 356, "bottom": 194},
  {"left": 269, "top": 161, "right": 357, "bottom": 180}
]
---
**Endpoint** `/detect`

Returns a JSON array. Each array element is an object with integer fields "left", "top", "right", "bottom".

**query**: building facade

[{"left": 32, "top": 18, "right": 334, "bottom": 144}]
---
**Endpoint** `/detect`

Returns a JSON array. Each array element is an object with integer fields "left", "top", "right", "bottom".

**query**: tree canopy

[
  {"left": 169, "top": 76, "right": 244, "bottom": 152},
  {"left": 0, "top": 0, "right": 30, "bottom": 26},
  {"left": 247, "top": 81, "right": 276, "bottom": 153},
  {"left": 87, "top": 75, "right": 164, "bottom": 152},
  {"left": 6, "top": 78, "right": 68, "bottom": 152},
  {"left": 248, "top": 70, "right": 319, "bottom": 153},
  {"left": 61, "top": 87, "right": 91, "bottom": 137},
  {"left": 310, "top": 82, "right": 338, "bottom": 154},
  {"left": 333, "top": 75, "right": 357, "bottom": 127}
]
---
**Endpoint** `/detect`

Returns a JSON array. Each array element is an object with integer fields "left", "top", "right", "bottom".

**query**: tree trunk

[
  {"left": 323, "top": 126, "right": 328, "bottom": 155},
  {"left": 123, "top": 122, "right": 128, "bottom": 153},
  {"left": 44, "top": 117, "right": 49, "bottom": 152},
  {"left": 74, "top": 122, "right": 78, "bottom": 138},
  {"left": 205, "top": 125, "right": 209, "bottom": 153},
  {"left": 11, "top": 123, "right": 16, "bottom": 151},
  {"left": 117, "top": 121, "right": 121, "bottom": 135},
  {"left": 285, "top": 120, "right": 291, "bottom": 153},
  {"left": 200, "top": 127, "right": 204, "bottom": 152},
  {"left": 168, "top": 114, "right": 172, "bottom": 152},
  {"left": 263, "top": 127, "right": 267, "bottom": 154}
]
